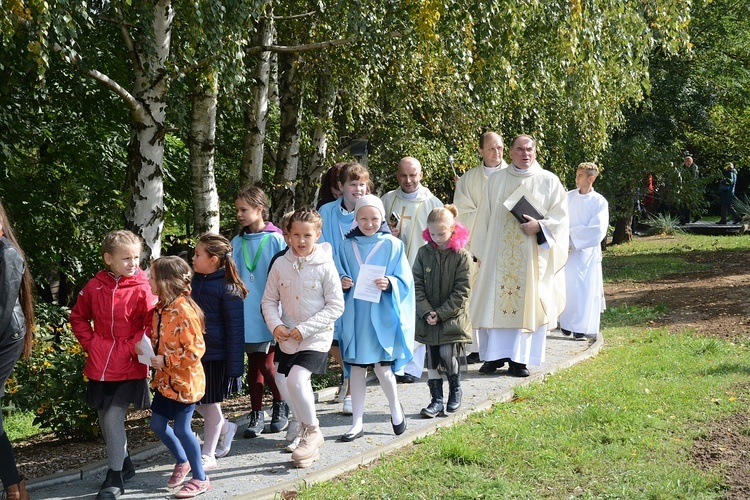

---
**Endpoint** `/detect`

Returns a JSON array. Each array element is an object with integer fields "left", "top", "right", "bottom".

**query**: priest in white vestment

[
  {"left": 381, "top": 157, "right": 443, "bottom": 381},
  {"left": 559, "top": 162, "right": 608, "bottom": 339},
  {"left": 453, "top": 131, "right": 508, "bottom": 363},
  {"left": 470, "top": 135, "right": 568, "bottom": 377}
]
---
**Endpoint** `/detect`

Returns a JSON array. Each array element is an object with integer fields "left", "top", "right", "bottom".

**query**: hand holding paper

[{"left": 137, "top": 334, "right": 155, "bottom": 366}]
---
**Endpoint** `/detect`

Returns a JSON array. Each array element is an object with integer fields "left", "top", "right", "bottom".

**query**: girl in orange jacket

[{"left": 144, "top": 256, "right": 210, "bottom": 498}]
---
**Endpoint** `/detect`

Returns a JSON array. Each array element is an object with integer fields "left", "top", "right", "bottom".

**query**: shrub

[
  {"left": 4, "top": 303, "right": 99, "bottom": 440},
  {"left": 642, "top": 213, "right": 684, "bottom": 236}
]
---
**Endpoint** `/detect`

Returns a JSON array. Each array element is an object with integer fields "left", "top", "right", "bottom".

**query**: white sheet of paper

[
  {"left": 353, "top": 264, "right": 387, "bottom": 303},
  {"left": 137, "top": 334, "right": 155, "bottom": 366},
  {"left": 502, "top": 184, "right": 547, "bottom": 218}
]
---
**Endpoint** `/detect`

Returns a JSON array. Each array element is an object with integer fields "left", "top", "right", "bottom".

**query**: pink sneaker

[
  {"left": 174, "top": 477, "right": 211, "bottom": 498},
  {"left": 167, "top": 462, "right": 191, "bottom": 488}
]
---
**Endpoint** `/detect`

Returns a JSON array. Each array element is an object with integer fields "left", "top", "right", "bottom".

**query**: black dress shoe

[
  {"left": 508, "top": 362, "right": 530, "bottom": 378},
  {"left": 573, "top": 332, "right": 587, "bottom": 341},
  {"left": 340, "top": 429, "right": 364, "bottom": 442},
  {"left": 478, "top": 359, "right": 504, "bottom": 375},
  {"left": 392, "top": 405, "right": 407, "bottom": 435},
  {"left": 560, "top": 328, "right": 572, "bottom": 336},
  {"left": 466, "top": 352, "right": 481, "bottom": 364},
  {"left": 395, "top": 374, "right": 417, "bottom": 384}
]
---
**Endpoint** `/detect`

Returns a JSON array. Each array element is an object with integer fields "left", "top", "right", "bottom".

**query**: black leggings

[{"left": 0, "top": 338, "right": 24, "bottom": 489}]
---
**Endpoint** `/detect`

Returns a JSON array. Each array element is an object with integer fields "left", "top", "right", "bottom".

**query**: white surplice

[{"left": 559, "top": 188, "right": 608, "bottom": 335}]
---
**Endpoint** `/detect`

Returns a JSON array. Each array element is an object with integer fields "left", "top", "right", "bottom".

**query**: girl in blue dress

[{"left": 336, "top": 195, "right": 414, "bottom": 441}]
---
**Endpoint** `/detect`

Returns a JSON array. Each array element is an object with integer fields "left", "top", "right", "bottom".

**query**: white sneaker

[
  {"left": 285, "top": 419, "right": 300, "bottom": 443},
  {"left": 342, "top": 395, "right": 353, "bottom": 415},
  {"left": 285, "top": 435, "right": 301, "bottom": 453},
  {"left": 215, "top": 421, "right": 237, "bottom": 458},
  {"left": 338, "top": 378, "right": 349, "bottom": 403},
  {"left": 201, "top": 454, "right": 217, "bottom": 470}
]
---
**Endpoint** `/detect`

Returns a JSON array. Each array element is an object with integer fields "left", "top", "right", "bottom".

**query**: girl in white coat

[{"left": 261, "top": 207, "right": 345, "bottom": 468}]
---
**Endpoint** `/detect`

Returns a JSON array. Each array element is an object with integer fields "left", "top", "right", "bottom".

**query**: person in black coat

[
  {"left": 191, "top": 233, "right": 247, "bottom": 467},
  {"left": 0, "top": 200, "right": 34, "bottom": 499}
]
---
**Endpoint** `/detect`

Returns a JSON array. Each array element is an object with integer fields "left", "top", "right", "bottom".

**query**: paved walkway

[{"left": 27, "top": 330, "right": 602, "bottom": 499}]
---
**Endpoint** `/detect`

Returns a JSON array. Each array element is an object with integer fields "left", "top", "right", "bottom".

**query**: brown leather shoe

[{"left": 2, "top": 478, "right": 29, "bottom": 500}]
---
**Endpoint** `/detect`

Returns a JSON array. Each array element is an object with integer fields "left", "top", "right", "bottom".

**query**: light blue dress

[
  {"left": 336, "top": 232, "right": 415, "bottom": 372},
  {"left": 231, "top": 227, "right": 286, "bottom": 344},
  {"left": 318, "top": 199, "right": 356, "bottom": 346}
]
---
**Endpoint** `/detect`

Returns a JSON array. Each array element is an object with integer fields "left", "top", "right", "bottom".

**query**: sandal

[
  {"left": 174, "top": 477, "right": 211, "bottom": 498},
  {"left": 166, "top": 462, "right": 191, "bottom": 488}
]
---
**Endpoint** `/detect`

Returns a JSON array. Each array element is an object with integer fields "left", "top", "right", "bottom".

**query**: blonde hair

[
  {"left": 102, "top": 230, "right": 142, "bottom": 258},
  {"left": 150, "top": 256, "right": 205, "bottom": 328},
  {"left": 286, "top": 207, "right": 323, "bottom": 232},
  {"left": 196, "top": 233, "right": 248, "bottom": 298},
  {"left": 577, "top": 162, "right": 600, "bottom": 178},
  {"left": 427, "top": 204, "right": 458, "bottom": 225}
]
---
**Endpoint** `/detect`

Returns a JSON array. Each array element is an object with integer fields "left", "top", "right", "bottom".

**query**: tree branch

[
  {"left": 246, "top": 36, "right": 355, "bottom": 55},
  {"left": 55, "top": 44, "right": 143, "bottom": 119},
  {"left": 270, "top": 10, "right": 316, "bottom": 21}
]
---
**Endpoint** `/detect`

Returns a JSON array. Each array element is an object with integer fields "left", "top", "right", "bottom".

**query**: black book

[{"left": 509, "top": 195, "right": 543, "bottom": 224}]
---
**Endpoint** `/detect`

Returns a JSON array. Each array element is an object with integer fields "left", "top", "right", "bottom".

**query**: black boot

[
  {"left": 96, "top": 469, "right": 124, "bottom": 500},
  {"left": 243, "top": 410, "right": 265, "bottom": 438},
  {"left": 420, "top": 379, "right": 444, "bottom": 418},
  {"left": 446, "top": 373, "right": 462, "bottom": 412},
  {"left": 122, "top": 453, "right": 135, "bottom": 481}
]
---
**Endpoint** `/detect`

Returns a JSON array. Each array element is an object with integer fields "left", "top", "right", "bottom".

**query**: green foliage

[
  {"left": 4, "top": 303, "right": 98, "bottom": 440},
  {"left": 1, "top": 410, "right": 41, "bottom": 442},
  {"left": 643, "top": 213, "right": 685, "bottom": 236},
  {"left": 734, "top": 195, "right": 750, "bottom": 219}
]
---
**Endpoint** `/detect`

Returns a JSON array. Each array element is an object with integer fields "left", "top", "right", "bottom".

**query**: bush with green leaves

[
  {"left": 4, "top": 303, "right": 98, "bottom": 440},
  {"left": 643, "top": 213, "right": 685, "bottom": 236}
]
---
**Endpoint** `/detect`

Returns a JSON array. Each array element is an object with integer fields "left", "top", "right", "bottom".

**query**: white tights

[
  {"left": 346, "top": 364, "right": 403, "bottom": 436},
  {"left": 195, "top": 403, "right": 225, "bottom": 458},
  {"left": 275, "top": 365, "right": 316, "bottom": 426}
]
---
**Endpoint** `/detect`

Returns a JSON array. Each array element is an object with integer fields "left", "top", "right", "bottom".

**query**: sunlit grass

[
  {"left": 300, "top": 311, "right": 747, "bottom": 499},
  {"left": 603, "top": 233, "right": 750, "bottom": 282}
]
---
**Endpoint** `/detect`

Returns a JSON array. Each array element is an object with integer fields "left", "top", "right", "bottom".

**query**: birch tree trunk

[
  {"left": 270, "top": 52, "right": 303, "bottom": 222},
  {"left": 301, "top": 73, "right": 337, "bottom": 207},
  {"left": 122, "top": 0, "right": 174, "bottom": 262},
  {"left": 188, "top": 70, "right": 220, "bottom": 235},
  {"left": 240, "top": 9, "right": 274, "bottom": 187}
]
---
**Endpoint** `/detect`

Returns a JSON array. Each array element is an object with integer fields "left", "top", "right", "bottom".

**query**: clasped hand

[
  {"left": 426, "top": 311, "right": 438, "bottom": 325},
  {"left": 274, "top": 325, "right": 302, "bottom": 342}
]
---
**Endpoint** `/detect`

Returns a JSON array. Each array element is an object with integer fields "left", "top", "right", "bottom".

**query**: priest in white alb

[
  {"left": 559, "top": 162, "right": 608, "bottom": 340},
  {"left": 381, "top": 156, "right": 443, "bottom": 382},
  {"left": 453, "top": 131, "right": 508, "bottom": 369},
  {"left": 470, "top": 134, "right": 568, "bottom": 377}
]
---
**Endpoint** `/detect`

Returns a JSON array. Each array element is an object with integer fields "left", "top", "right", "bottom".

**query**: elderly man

[
  {"left": 453, "top": 131, "right": 508, "bottom": 367},
  {"left": 470, "top": 135, "right": 568, "bottom": 377},
  {"left": 382, "top": 156, "right": 443, "bottom": 383}
]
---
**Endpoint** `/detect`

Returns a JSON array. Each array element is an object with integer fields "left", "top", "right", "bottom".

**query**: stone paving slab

[{"left": 28, "top": 330, "right": 602, "bottom": 499}]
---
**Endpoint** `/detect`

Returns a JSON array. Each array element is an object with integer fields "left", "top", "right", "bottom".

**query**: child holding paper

[
  {"left": 70, "top": 230, "right": 157, "bottom": 499},
  {"left": 335, "top": 195, "right": 414, "bottom": 442}
]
